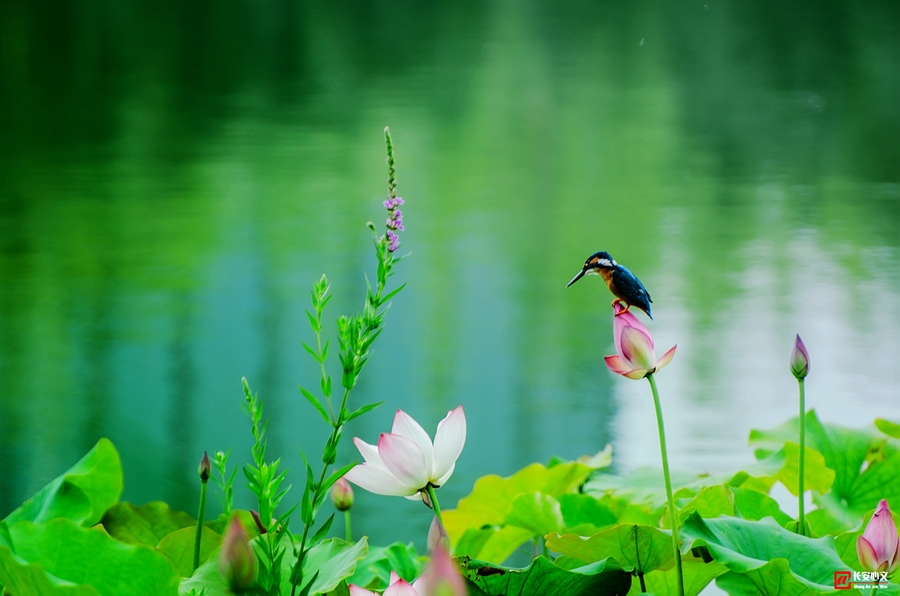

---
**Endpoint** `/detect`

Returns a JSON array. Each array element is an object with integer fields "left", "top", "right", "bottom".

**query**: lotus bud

[
  {"left": 427, "top": 516, "right": 450, "bottom": 553},
  {"left": 198, "top": 451, "right": 211, "bottom": 482},
  {"left": 219, "top": 517, "right": 257, "bottom": 591},
  {"left": 790, "top": 334, "right": 810, "bottom": 379},
  {"left": 857, "top": 499, "right": 900, "bottom": 576},
  {"left": 331, "top": 477, "right": 354, "bottom": 512}
]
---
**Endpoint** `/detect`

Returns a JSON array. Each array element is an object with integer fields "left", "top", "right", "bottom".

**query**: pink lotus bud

[
  {"left": 857, "top": 499, "right": 900, "bottom": 576},
  {"left": 219, "top": 517, "right": 257, "bottom": 591},
  {"left": 604, "top": 303, "right": 676, "bottom": 380},
  {"left": 331, "top": 477, "right": 354, "bottom": 512},
  {"left": 427, "top": 516, "right": 450, "bottom": 553},
  {"left": 413, "top": 544, "right": 466, "bottom": 596},
  {"left": 198, "top": 451, "right": 211, "bottom": 482},
  {"left": 790, "top": 335, "right": 810, "bottom": 379}
]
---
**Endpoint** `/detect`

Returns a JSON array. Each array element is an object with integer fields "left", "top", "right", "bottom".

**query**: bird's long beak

[{"left": 566, "top": 268, "right": 586, "bottom": 287}]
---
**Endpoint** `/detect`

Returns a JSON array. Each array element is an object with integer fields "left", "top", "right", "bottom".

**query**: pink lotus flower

[
  {"left": 344, "top": 407, "right": 466, "bottom": 498},
  {"left": 857, "top": 499, "right": 900, "bottom": 575},
  {"left": 604, "top": 302, "right": 676, "bottom": 379},
  {"left": 350, "top": 572, "right": 418, "bottom": 596},
  {"left": 349, "top": 547, "right": 466, "bottom": 596}
]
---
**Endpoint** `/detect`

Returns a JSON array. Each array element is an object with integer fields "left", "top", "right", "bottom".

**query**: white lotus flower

[{"left": 344, "top": 406, "right": 466, "bottom": 498}]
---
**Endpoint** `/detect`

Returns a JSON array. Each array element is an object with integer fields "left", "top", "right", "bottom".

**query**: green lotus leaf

[
  {"left": 443, "top": 462, "right": 591, "bottom": 562},
  {"left": 504, "top": 492, "right": 564, "bottom": 536},
  {"left": 281, "top": 537, "right": 368, "bottom": 595},
  {"left": 558, "top": 493, "right": 618, "bottom": 534},
  {"left": 0, "top": 546, "right": 100, "bottom": 596},
  {"left": 752, "top": 411, "right": 900, "bottom": 518},
  {"left": 2, "top": 518, "right": 179, "bottom": 595},
  {"left": 4, "top": 439, "right": 122, "bottom": 528},
  {"left": 156, "top": 526, "right": 222, "bottom": 577},
  {"left": 680, "top": 513, "right": 850, "bottom": 595},
  {"left": 459, "top": 555, "right": 631, "bottom": 596},
  {"left": 101, "top": 501, "right": 195, "bottom": 547},
  {"left": 640, "top": 559, "right": 728, "bottom": 596},
  {"left": 730, "top": 487, "right": 792, "bottom": 526},
  {"left": 546, "top": 524, "right": 673, "bottom": 573}
]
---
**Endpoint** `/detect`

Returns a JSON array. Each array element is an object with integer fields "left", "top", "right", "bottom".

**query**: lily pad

[
  {"left": 1, "top": 518, "right": 180, "bottom": 595},
  {"left": 640, "top": 559, "right": 727, "bottom": 596},
  {"left": 4, "top": 439, "right": 122, "bottom": 528},
  {"left": 443, "top": 462, "right": 591, "bottom": 562},
  {"left": 680, "top": 513, "right": 851, "bottom": 595},
  {"left": 459, "top": 555, "right": 631, "bottom": 596},
  {"left": 546, "top": 524, "right": 674, "bottom": 574},
  {"left": 101, "top": 502, "right": 195, "bottom": 547}
]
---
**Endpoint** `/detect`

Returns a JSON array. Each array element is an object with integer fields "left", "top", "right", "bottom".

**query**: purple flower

[{"left": 383, "top": 196, "right": 405, "bottom": 251}]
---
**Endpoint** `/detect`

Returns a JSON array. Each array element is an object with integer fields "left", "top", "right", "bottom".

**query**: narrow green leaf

[
  {"left": 310, "top": 514, "right": 335, "bottom": 547},
  {"left": 302, "top": 342, "right": 322, "bottom": 362},
  {"left": 345, "top": 401, "right": 384, "bottom": 423},
  {"left": 299, "top": 386, "right": 330, "bottom": 424}
]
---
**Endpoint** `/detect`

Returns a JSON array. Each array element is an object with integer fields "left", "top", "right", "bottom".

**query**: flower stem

[
  {"left": 647, "top": 374, "right": 684, "bottom": 596},
  {"left": 798, "top": 378, "right": 806, "bottom": 537},
  {"left": 193, "top": 480, "right": 207, "bottom": 573},
  {"left": 426, "top": 485, "right": 444, "bottom": 528},
  {"left": 344, "top": 510, "right": 352, "bottom": 542}
]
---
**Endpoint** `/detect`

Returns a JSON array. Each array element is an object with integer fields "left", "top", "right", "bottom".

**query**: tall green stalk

[
  {"left": 797, "top": 378, "right": 806, "bottom": 536},
  {"left": 647, "top": 374, "right": 684, "bottom": 596}
]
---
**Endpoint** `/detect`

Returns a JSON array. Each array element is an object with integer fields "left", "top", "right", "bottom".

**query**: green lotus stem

[
  {"left": 426, "top": 485, "right": 444, "bottom": 528},
  {"left": 344, "top": 510, "right": 352, "bottom": 542},
  {"left": 647, "top": 374, "right": 684, "bottom": 596},
  {"left": 193, "top": 480, "right": 207, "bottom": 572},
  {"left": 798, "top": 378, "right": 806, "bottom": 536}
]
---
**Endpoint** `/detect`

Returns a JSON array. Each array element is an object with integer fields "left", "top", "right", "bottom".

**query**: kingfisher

[{"left": 566, "top": 251, "right": 653, "bottom": 319}]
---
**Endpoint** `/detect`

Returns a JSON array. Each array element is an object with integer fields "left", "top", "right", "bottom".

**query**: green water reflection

[{"left": 0, "top": 0, "right": 897, "bottom": 550}]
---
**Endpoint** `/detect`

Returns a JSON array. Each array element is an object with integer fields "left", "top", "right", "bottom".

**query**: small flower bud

[
  {"left": 427, "top": 516, "right": 450, "bottom": 552},
  {"left": 331, "top": 477, "right": 354, "bottom": 512},
  {"left": 219, "top": 517, "right": 257, "bottom": 592},
  {"left": 198, "top": 451, "right": 211, "bottom": 482},
  {"left": 790, "top": 335, "right": 810, "bottom": 379}
]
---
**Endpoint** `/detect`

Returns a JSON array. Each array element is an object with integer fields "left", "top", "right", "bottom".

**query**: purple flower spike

[{"left": 383, "top": 196, "right": 405, "bottom": 251}]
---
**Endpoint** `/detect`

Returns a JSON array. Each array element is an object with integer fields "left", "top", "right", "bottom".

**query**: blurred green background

[{"left": 0, "top": 0, "right": 897, "bottom": 552}]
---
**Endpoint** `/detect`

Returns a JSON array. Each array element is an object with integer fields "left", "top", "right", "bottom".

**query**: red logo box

[{"left": 834, "top": 570, "right": 852, "bottom": 590}]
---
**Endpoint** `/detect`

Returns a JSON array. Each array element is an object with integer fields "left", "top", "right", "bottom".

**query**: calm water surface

[{"left": 0, "top": 1, "right": 898, "bottom": 554}]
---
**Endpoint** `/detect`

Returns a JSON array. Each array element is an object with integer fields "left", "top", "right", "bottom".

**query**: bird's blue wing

[{"left": 613, "top": 266, "right": 652, "bottom": 305}]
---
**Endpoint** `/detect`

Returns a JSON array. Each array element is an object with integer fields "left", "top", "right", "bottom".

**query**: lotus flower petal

[
  {"left": 604, "top": 355, "right": 632, "bottom": 375},
  {"left": 346, "top": 407, "right": 466, "bottom": 499},
  {"left": 655, "top": 345, "right": 677, "bottom": 372},
  {"left": 343, "top": 462, "right": 416, "bottom": 497},
  {"left": 432, "top": 406, "right": 466, "bottom": 482},
  {"left": 435, "top": 462, "right": 456, "bottom": 487},
  {"left": 384, "top": 572, "right": 420, "bottom": 596},
  {"left": 393, "top": 410, "right": 435, "bottom": 478},
  {"left": 378, "top": 433, "right": 429, "bottom": 491},
  {"left": 858, "top": 536, "right": 881, "bottom": 573},
  {"left": 353, "top": 438, "right": 389, "bottom": 470},
  {"left": 620, "top": 326, "right": 657, "bottom": 369},
  {"left": 622, "top": 367, "right": 651, "bottom": 380}
]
